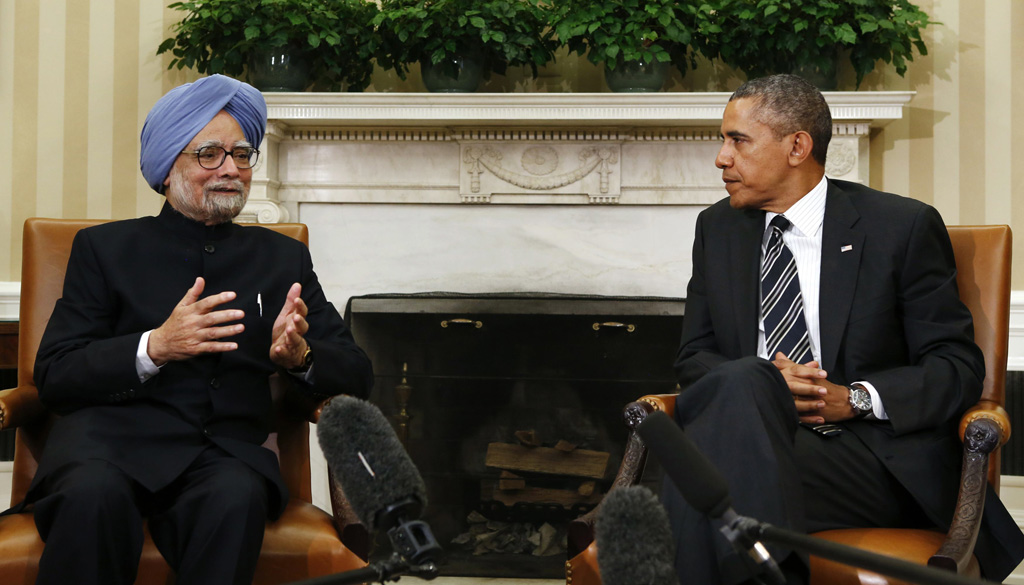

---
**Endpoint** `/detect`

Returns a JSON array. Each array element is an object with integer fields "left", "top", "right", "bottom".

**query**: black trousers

[
  {"left": 663, "top": 357, "right": 930, "bottom": 585},
  {"left": 32, "top": 445, "right": 270, "bottom": 585}
]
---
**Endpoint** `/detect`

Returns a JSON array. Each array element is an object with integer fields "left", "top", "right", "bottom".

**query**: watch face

[{"left": 849, "top": 387, "right": 871, "bottom": 413}]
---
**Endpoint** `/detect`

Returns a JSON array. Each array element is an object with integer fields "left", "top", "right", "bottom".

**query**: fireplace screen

[{"left": 345, "top": 293, "right": 684, "bottom": 578}]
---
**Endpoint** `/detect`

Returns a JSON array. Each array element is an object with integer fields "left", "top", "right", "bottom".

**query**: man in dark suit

[
  {"left": 666, "top": 74, "right": 1024, "bottom": 584},
  {"left": 24, "top": 75, "right": 374, "bottom": 585}
]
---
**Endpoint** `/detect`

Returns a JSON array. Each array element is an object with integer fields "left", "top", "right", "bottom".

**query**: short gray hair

[{"left": 730, "top": 74, "right": 832, "bottom": 166}]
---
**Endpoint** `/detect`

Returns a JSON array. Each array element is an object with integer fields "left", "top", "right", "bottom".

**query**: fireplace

[{"left": 345, "top": 293, "right": 683, "bottom": 577}]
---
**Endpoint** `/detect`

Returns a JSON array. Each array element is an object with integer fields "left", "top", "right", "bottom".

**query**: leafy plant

[
  {"left": 157, "top": 0, "right": 379, "bottom": 91},
  {"left": 550, "top": 0, "right": 699, "bottom": 73},
  {"left": 372, "top": 0, "right": 558, "bottom": 80},
  {"left": 693, "top": 0, "right": 934, "bottom": 88}
]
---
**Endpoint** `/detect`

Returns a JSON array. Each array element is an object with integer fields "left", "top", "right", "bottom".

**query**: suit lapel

[
  {"left": 730, "top": 208, "right": 765, "bottom": 357},
  {"left": 819, "top": 181, "right": 863, "bottom": 372}
]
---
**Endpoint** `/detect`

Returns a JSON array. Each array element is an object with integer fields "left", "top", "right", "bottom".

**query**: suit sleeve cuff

[{"left": 855, "top": 380, "right": 888, "bottom": 420}]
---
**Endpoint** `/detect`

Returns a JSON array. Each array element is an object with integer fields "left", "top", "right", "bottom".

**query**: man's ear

[{"left": 787, "top": 131, "right": 814, "bottom": 167}]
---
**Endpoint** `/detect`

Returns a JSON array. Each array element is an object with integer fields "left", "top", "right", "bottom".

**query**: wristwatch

[
  {"left": 848, "top": 384, "right": 872, "bottom": 418},
  {"left": 289, "top": 342, "right": 314, "bottom": 374}
]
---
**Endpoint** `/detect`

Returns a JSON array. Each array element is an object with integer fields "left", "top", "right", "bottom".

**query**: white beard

[{"left": 165, "top": 165, "right": 249, "bottom": 225}]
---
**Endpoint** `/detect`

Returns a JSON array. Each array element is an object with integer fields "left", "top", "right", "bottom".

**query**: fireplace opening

[{"left": 345, "top": 293, "right": 684, "bottom": 578}]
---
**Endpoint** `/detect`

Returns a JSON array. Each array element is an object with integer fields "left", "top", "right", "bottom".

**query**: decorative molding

[
  {"left": 238, "top": 193, "right": 289, "bottom": 224},
  {"left": 1009, "top": 291, "right": 1024, "bottom": 371},
  {"left": 461, "top": 144, "right": 620, "bottom": 203},
  {"left": 0, "top": 282, "right": 19, "bottom": 321},
  {"left": 263, "top": 92, "right": 915, "bottom": 128}
]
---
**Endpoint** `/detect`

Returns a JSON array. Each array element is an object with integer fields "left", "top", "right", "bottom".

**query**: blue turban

[{"left": 140, "top": 74, "right": 267, "bottom": 194}]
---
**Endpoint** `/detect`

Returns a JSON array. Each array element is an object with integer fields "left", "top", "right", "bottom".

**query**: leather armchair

[
  {"left": 566, "top": 225, "right": 1012, "bottom": 585},
  {"left": 0, "top": 218, "right": 368, "bottom": 584}
]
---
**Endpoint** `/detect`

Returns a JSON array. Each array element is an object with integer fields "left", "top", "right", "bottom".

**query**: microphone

[
  {"left": 637, "top": 410, "right": 786, "bottom": 585},
  {"left": 317, "top": 395, "right": 443, "bottom": 572},
  {"left": 595, "top": 485, "right": 680, "bottom": 585}
]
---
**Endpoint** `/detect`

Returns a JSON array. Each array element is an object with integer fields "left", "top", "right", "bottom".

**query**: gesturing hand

[
  {"left": 270, "top": 282, "right": 310, "bottom": 370},
  {"left": 772, "top": 352, "right": 855, "bottom": 424},
  {"left": 147, "top": 277, "right": 244, "bottom": 366}
]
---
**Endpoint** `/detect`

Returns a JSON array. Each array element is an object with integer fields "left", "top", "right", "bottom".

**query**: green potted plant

[
  {"left": 550, "top": 0, "right": 699, "bottom": 92},
  {"left": 158, "top": 0, "right": 379, "bottom": 92},
  {"left": 372, "top": 0, "right": 558, "bottom": 92},
  {"left": 693, "top": 0, "right": 934, "bottom": 89}
]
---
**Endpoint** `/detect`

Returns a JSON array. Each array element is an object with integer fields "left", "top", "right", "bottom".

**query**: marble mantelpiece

[{"left": 241, "top": 92, "right": 913, "bottom": 221}]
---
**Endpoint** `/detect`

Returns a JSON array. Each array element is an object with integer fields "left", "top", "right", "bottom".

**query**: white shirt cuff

[
  {"left": 854, "top": 380, "right": 888, "bottom": 420},
  {"left": 136, "top": 330, "right": 162, "bottom": 382}
]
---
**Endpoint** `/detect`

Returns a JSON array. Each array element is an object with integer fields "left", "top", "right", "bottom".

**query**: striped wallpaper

[{"left": 1, "top": 0, "right": 1023, "bottom": 286}]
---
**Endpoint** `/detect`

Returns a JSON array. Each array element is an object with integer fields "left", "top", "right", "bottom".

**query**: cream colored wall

[{"left": 1, "top": 0, "right": 1022, "bottom": 285}]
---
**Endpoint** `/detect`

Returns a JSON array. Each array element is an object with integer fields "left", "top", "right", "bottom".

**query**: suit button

[
  {"left": 210, "top": 378, "right": 220, "bottom": 389},
  {"left": 203, "top": 428, "right": 213, "bottom": 438},
  {"left": 204, "top": 243, "right": 215, "bottom": 254}
]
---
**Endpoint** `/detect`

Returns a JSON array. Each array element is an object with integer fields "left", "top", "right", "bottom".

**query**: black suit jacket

[
  {"left": 31, "top": 203, "right": 374, "bottom": 518},
  {"left": 675, "top": 178, "right": 1023, "bottom": 579}
]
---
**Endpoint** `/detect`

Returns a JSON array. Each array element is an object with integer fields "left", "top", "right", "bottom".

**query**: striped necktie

[{"left": 761, "top": 216, "right": 811, "bottom": 364}]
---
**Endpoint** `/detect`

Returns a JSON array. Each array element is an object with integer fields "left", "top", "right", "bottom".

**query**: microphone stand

[
  {"left": 287, "top": 553, "right": 439, "bottom": 585},
  {"left": 729, "top": 516, "right": 994, "bottom": 585}
]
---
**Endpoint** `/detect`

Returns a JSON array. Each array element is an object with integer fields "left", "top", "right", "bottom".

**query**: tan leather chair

[
  {"left": 0, "top": 218, "right": 368, "bottom": 584},
  {"left": 566, "top": 225, "right": 1012, "bottom": 585}
]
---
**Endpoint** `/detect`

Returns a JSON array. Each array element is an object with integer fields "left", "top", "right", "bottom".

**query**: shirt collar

[{"left": 765, "top": 175, "right": 828, "bottom": 238}]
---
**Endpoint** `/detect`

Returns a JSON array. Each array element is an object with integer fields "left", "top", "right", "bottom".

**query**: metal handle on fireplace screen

[
  {"left": 593, "top": 322, "right": 636, "bottom": 332},
  {"left": 441, "top": 318, "right": 483, "bottom": 329}
]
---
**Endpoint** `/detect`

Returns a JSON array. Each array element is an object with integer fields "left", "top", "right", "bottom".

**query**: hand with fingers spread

[
  {"left": 270, "top": 282, "right": 310, "bottom": 370},
  {"left": 772, "top": 352, "right": 856, "bottom": 424},
  {"left": 147, "top": 277, "right": 244, "bottom": 366}
]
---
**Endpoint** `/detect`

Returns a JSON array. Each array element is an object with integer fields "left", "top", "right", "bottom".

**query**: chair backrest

[
  {"left": 11, "top": 218, "right": 312, "bottom": 504},
  {"left": 947, "top": 225, "right": 1012, "bottom": 488}
]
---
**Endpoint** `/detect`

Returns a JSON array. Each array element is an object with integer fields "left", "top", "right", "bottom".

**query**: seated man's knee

[
  {"left": 200, "top": 462, "right": 269, "bottom": 520},
  {"left": 678, "top": 356, "right": 789, "bottom": 424},
  {"left": 702, "top": 356, "right": 781, "bottom": 396},
  {"left": 33, "top": 461, "right": 142, "bottom": 542},
  {"left": 50, "top": 461, "right": 137, "bottom": 512}
]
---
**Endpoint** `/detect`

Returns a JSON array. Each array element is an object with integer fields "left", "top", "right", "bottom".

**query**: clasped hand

[
  {"left": 147, "top": 277, "right": 309, "bottom": 370},
  {"left": 772, "top": 352, "right": 855, "bottom": 424}
]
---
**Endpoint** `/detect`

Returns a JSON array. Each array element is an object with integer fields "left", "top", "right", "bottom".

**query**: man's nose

[
  {"left": 219, "top": 154, "right": 241, "bottom": 177},
  {"left": 715, "top": 146, "right": 731, "bottom": 169}
]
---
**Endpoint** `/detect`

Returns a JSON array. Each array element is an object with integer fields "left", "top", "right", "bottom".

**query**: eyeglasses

[{"left": 180, "top": 145, "right": 260, "bottom": 170}]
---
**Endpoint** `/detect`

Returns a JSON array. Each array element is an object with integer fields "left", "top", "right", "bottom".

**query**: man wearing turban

[{"left": 22, "top": 75, "right": 374, "bottom": 585}]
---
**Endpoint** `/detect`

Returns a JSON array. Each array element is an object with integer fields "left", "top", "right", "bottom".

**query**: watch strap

[{"left": 289, "top": 342, "right": 313, "bottom": 374}]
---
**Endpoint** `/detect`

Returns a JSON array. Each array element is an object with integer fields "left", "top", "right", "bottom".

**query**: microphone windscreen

[
  {"left": 596, "top": 485, "right": 679, "bottom": 585},
  {"left": 317, "top": 395, "right": 427, "bottom": 532},
  {"left": 637, "top": 410, "right": 731, "bottom": 518}
]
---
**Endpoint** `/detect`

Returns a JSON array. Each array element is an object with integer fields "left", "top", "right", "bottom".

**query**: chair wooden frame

[
  {"left": 566, "top": 225, "right": 1012, "bottom": 585},
  {"left": 0, "top": 218, "right": 368, "bottom": 584}
]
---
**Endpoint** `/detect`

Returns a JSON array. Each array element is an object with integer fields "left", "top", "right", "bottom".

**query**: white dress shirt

[{"left": 758, "top": 175, "right": 888, "bottom": 420}]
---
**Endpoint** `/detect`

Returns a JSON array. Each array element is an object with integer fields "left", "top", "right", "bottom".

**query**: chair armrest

[
  {"left": 929, "top": 415, "right": 1005, "bottom": 573},
  {"left": 958, "top": 401, "right": 1010, "bottom": 448},
  {"left": 566, "top": 393, "right": 679, "bottom": 557},
  {"left": 0, "top": 385, "right": 45, "bottom": 431},
  {"left": 327, "top": 466, "right": 370, "bottom": 561}
]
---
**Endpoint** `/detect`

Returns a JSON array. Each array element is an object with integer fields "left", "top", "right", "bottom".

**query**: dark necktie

[{"left": 761, "top": 216, "right": 811, "bottom": 364}]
